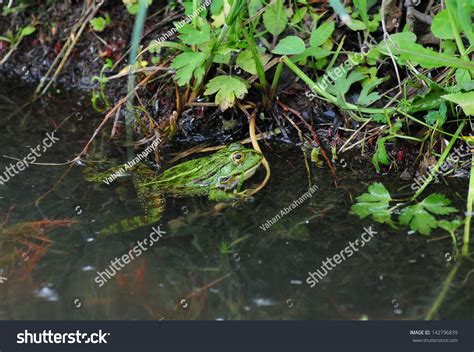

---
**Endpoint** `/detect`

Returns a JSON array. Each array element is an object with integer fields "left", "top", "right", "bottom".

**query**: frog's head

[{"left": 212, "top": 143, "right": 262, "bottom": 190}]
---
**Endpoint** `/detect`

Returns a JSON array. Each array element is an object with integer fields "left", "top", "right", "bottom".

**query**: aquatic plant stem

[
  {"left": 126, "top": 0, "right": 148, "bottom": 160},
  {"left": 411, "top": 121, "right": 465, "bottom": 201},
  {"left": 243, "top": 23, "right": 268, "bottom": 90},
  {"left": 425, "top": 260, "right": 461, "bottom": 320},
  {"left": 236, "top": 103, "right": 270, "bottom": 196},
  {"left": 248, "top": 111, "right": 271, "bottom": 196},
  {"left": 462, "top": 152, "right": 474, "bottom": 257},
  {"left": 268, "top": 61, "right": 283, "bottom": 104}
]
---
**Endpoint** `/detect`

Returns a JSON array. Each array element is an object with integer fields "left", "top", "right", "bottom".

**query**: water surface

[{"left": 0, "top": 83, "right": 472, "bottom": 320}]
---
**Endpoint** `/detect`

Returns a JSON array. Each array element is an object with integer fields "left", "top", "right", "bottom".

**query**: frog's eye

[
  {"left": 220, "top": 175, "right": 231, "bottom": 183},
  {"left": 232, "top": 152, "right": 245, "bottom": 164}
]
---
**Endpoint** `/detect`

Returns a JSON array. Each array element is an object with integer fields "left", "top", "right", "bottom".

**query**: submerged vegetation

[{"left": 0, "top": 0, "right": 473, "bottom": 319}]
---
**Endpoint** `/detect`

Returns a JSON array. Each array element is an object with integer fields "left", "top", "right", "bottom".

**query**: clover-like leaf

[
  {"left": 351, "top": 182, "right": 394, "bottom": 225},
  {"left": 399, "top": 194, "right": 457, "bottom": 235},
  {"left": 204, "top": 76, "right": 249, "bottom": 111}
]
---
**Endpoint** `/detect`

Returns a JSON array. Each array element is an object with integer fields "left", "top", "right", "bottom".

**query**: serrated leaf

[
  {"left": 442, "top": 92, "right": 474, "bottom": 115},
  {"left": 372, "top": 137, "right": 390, "bottom": 172},
  {"left": 421, "top": 194, "right": 457, "bottom": 215},
  {"left": 399, "top": 194, "right": 457, "bottom": 235},
  {"left": 399, "top": 208, "right": 437, "bottom": 235},
  {"left": 351, "top": 182, "right": 394, "bottom": 225},
  {"left": 171, "top": 52, "right": 206, "bottom": 86},
  {"left": 178, "top": 24, "right": 210, "bottom": 45},
  {"left": 204, "top": 76, "right": 249, "bottom": 111},
  {"left": 437, "top": 219, "right": 463, "bottom": 234},
  {"left": 272, "top": 36, "right": 305, "bottom": 55},
  {"left": 310, "top": 21, "right": 335, "bottom": 48},
  {"left": 90, "top": 17, "right": 109, "bottom": 32},
  {"left": 357, "top": 77, "right": 385, "bottom": 106}
]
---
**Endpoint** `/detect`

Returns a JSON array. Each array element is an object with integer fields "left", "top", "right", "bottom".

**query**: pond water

[{"left": 0, "top": 82, "right": 472, "bottom": 320}]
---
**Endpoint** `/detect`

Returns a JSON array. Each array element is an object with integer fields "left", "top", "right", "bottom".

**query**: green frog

[{"left": 86, "top": 143, "right": 262, "bottom": 235}]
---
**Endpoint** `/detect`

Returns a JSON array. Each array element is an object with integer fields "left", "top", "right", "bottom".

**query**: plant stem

[
  {"left": 445, "top": 0, "right": 466, "bottom": 57},
  {"left": 425, "top": 260, "right": 461, "bottom": 320},
  {"left": 243, "top": 23, "right": 268, "bottom": 89},
  {"left": 412, "top": 121, "right": 465, "bottom": 200},
  {"left": 126, "top": 0, "right": 148, "bottom": 160},
  {"left": 268, "top": 61, "right": 283, "bottom": 104},
  {"left": 462, "top": 151, "right": 474, "bottom": 257},
  {"left": 282, "top": 56, "right": 387, "bottom": 114}
]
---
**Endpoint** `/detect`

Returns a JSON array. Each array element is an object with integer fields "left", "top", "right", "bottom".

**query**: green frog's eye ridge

[{"left": 228, "top": 143, "right": 243, "bottom": 151}]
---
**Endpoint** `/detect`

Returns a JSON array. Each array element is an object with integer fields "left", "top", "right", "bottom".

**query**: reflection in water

[{"left": 0, "top": 83, "right": 472, "bottom": 320}]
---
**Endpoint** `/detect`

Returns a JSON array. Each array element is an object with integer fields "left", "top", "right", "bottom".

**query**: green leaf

[
  {"left": 455, "top": 0, "right": 474, "bottom": 46},
  {"left": 325, "top": 70, "right": 365, "bottom": 98},
  {"left": 357, "top": 77, "right": 385, "bottom": 106},
  {"left": 262, "top": 0, "right": 288, "bottom": 36},
  {"left": 210, "top": 0, "right": 224, "bottom": 15},
  {"left": 204, "top": 76, "right": 250, "bottom": 111},
  {"left": 236, "top": 49, "right": 270, "bottom": 75},
  {"left": 171, "top": 52, "right": 206, "bottom": 86},
  {"left": 125, "top": 0, "right": 152, "bottom": 14},
  {"left": 422, "top": 194, "right": 458, "bottom": 215},
  {"left": 379, "top": 33, "right": 474, "bottom": 70},
  {"left": 351, "top": 182, "right": 394, "bottom": 225},
  {"left": 310, "top": 21, "right": 335, "bottom": 48},
  {"left": 248, "top": 0, "right": 263, "bottom": 17},
  {"left": 438, "top": 219, "right": 463, "bottom": 234},
  {"left": 399, "top": 194, "right": 457, "bottom": 235},
  {"left": 455, "top": 69, "right": 472, "bottom": 85},
  {"left": 272, "top": 36, "right": 305, "bottom": 55},
  {"left": 20, "top": 25, "right": 36, "bottom": 37},
  {"left": 424, "top": 102, "right": 447, "bottom": 127},
  {"left": 441, "top": 92, "right": 474, "bottom": 115},
  {"left": 291, "top": 7, "right": 307, "bottom": 25},
  {"left": 178, "top": 24, "right": 211, "bottom": 45},
  {"left": 353, "top": 0, "right": 368, "bottom": 29},
  {"left": 90, "top": 17, "right": 109, "bottom": 32},
  {"left": 346, "top": 19, "right": 366, "bottom": 31},
  {"left": 372, "top": 137, "right": 390, "bottom": 172},
  {"left": 431, "top": 10, "right": 456, "bottom": 40}
]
